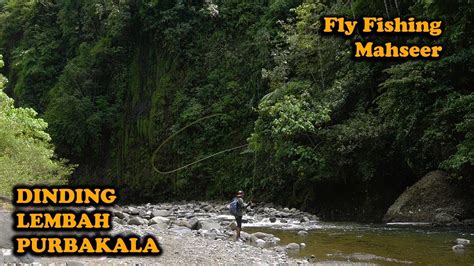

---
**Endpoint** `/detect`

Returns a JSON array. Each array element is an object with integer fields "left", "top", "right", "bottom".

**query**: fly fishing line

[{"left": 151, "top": 114, "right": 249, "bottom": 174}]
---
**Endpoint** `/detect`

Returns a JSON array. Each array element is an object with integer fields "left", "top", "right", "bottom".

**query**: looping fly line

[{"left": 151, "top": 114, "right": 249, "bottom": 174}]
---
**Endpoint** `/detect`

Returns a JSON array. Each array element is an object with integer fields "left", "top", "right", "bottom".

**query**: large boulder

[{"left": 384, "top": 170, "right": 474, "bottom": 224}]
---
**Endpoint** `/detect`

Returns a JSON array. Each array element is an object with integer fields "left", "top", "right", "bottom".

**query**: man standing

[{"left": 233, "top": 190, "right": 250, "bottom": 240}]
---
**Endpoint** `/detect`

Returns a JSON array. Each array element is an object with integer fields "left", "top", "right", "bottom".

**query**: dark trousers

[{"left": 235, "top": 215, "right": 242, "bottom": 228}]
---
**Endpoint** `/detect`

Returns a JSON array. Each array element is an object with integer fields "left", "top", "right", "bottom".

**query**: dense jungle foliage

[{"left": 0, "top": 0, "right": 472, "bottom": 220}]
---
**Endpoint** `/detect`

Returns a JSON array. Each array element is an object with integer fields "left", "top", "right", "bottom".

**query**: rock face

[{"left": 384, "top": 170, "right": 474, "bottom": 224}]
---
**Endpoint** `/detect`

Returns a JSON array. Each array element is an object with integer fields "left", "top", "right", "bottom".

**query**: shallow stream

[{"left": 245, "top": 223, "right": 474, "bottom": 265}]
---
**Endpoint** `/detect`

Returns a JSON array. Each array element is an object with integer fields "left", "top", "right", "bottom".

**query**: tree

[{"left": 0, "top": 54, "right": 73, "bottom": 197}]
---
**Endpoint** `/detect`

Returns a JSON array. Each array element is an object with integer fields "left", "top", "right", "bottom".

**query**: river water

[{"left": 245, "top": 222, "right": 474, "bottom": 265}]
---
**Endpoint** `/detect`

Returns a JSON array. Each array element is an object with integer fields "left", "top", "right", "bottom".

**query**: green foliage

[
  {"left": 0, "top": 55, "right": 73, "bottom": 197},
  {"left": 0, "top": 0, "right": 472, "bottom": 220},
  {"left": 249, "top": 0, "right": 473, "bottom": 214}
]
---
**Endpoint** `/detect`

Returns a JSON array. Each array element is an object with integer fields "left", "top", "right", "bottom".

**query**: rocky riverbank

[
  {"left": 109, "top": 201, "right": 319, "bottom": 253},
  {"left": 1, "top": 201, "right": 320, "bottom": 264}
]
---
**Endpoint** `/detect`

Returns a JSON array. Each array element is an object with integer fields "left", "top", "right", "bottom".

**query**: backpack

[{"left": 229, "top": 197, "right": 240, "bottom": 216}]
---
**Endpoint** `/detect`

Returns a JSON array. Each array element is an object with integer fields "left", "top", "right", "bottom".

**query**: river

[{"left": 246, "top": 222, "right": 474, "bottom": 265}]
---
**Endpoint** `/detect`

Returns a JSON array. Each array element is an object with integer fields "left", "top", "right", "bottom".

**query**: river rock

[
  {"left": 255, "top": 239, "right": 266, "bottom": 248},
  {"left": 126, "top": 207, "right": 140, "bottom": 215},
  {"left": 269, "top": 217, "right": 276, "bottom": 223},
  {"left": 152, "top": 209, "right": 171, "bottom": 217},
  {"left": 112, "top": 216, "right": 125, "bottom": 225},
  {"left": 434, "top": 212, "right": 456, "bottom": 224},
  {"left": 300, "top": 243, "right": 306, "bottom": 248},
  {"left": 169, "top": 226, "right": 192, "bottom": 235},
  {"left": 239, "top": 231, "right": 251, "bottom": 242},
  {"left": 300, "top": 216, "right": 310, "bottom": 223},
  {"left": 150, "top": 216, "right": 170, "bottom": 225},
  {"left": 200, "top": 220, "right": 220, "bottom": 230},
  {"left": 286, "top": 243, "right": 300, "bottom": 250},
  {"left": 452, "top": 244, "right": 465, "bottom": 251},
  {"left": 128, "top": 217, "right": 146, "bottom": 225},
  {"left": 298, "top": 230, "right": 308, "bottom": 236},
  {"left": 150, "top": 222, "right": 168, "bottom": 231},
  {"left": 113, "top": 210, "right": 127, "bottom": 219},
  {"left": 229, "top": 221, "right": 237, "bottom": 230},
  {"left": 203, "top": 205, "right": 213, "bottom": 212},
  {"left": 187, "top": 218, "right": 201, "bottom": 230},
  {"left": 384, "top": 170, "right": 474, "bottom": 224},
  {"left": 139, "top": 210, "right": 152, "bottom": 219},
  {"left": 455, "top": 238, "right": 470, "bottom": 245},
  {"left": 200, "top": 230, "right": 217, "bottom": 240}
]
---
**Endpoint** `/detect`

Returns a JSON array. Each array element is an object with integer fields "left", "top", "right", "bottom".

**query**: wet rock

[
  {"left": 269, "top": 217, "right": 276, "bottom": 223},
  {"left": 455, "top": 238, "right": 470, "bottom": 245},
  {"left": 452, "top": 244, "right": 465, "bottom": 251},
  {"left": 265, "top": 237, "right": 280, "bottom": 247},
  {"left": 300, "top": 243, "right": 306, "bottom": 248},
  {"left": 129, "top": 217, "right": 146, "bottom": 225},
  {"left": 307, "top": 255, "right": 317, "bottom": 263},
  {"left": 297, "top": 230, "right": 308, "bottom": 236},
  {"left": 285, "top": 243, "right": 300, "bottom": 250}
]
